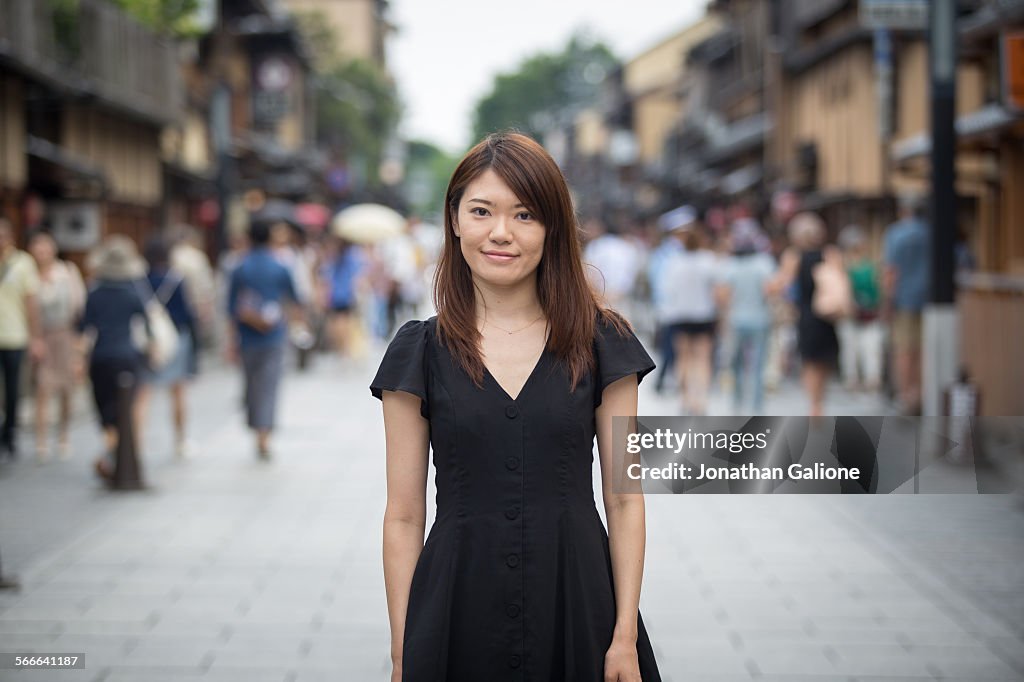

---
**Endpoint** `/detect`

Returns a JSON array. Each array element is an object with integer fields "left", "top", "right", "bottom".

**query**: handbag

[
  {"left": 132, "top": 275, "right": 181, "bottom": 369},
  {"left": 811, "top": 247, "right": 854, "bottom": 322}
]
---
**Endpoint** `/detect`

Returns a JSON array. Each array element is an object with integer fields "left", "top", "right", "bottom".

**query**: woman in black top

[
  {"left": 78, "top": 235, "right": 150, "bottom": 480},
  {"left": 371, "top": 133, "right": 661, "bottom": 682},
  {"left": 768, "top": 211, "right": 840, "bottom": 416}
]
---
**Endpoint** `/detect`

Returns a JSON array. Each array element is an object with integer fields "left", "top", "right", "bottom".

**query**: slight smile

[{"left": 482, "top": 251, "right": 518, "bottom": 263}]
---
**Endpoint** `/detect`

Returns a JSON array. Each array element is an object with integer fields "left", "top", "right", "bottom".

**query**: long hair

[{"left": 433, "top": 131, "right": 628, "bottom": 390}]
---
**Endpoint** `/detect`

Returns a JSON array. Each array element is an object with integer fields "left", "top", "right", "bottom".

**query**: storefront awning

[
  {"left": 26, "top": 135, "right": 106, "bottom": 194},
  {"left": 890, "top": 104, "right": 1024, "bottom": 163}
]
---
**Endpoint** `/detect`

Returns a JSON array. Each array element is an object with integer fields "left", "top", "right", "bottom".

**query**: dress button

[
  {"left": 505, "top": 456, "right": 519, "bottom": 470},
  {"left": 509, "top": 654, "right": 522, "bottom": 668},
  {"left": 506, "top": 553, "right": 520, "bottom": 568},
  {"left": 504, "top": 506, "right": 519, "bottom": 520},
  {"left": 506, "top": 603, "right": 520, "bottom": 618},
  {"left": 505, "top": 405, "right": 519, "bottom": 419}
]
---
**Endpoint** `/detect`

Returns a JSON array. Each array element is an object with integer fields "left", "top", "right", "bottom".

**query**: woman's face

[
  {"left": 29, "top": 235, "right": 56, "bottom": 266},
  {"left": 454, "top": 169, "right": 545, "bottom": 288}
]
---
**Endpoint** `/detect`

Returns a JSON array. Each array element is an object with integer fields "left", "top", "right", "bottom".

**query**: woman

[
  {"left": 28, "top": 230, "right": 85, "bottom": 461},
  {"left": 768, "top": 211, "right": 840, "bottom": 416},
  {"left": 321, "top": 235, "right": 366, "bottom": 356},
  {"left": 370, "top": 133, "right": 661, "bottom": 682},
  {"left": 837, "top": 225, "right": 883, "bottom": 392},
  {"left": 658, "top": 225, "right": 719, "bottom": 415},
  {"left": 718, "top": 219, "right": 775, "bottom": 414},
  {"left": 135, "top": 236, "right": 197, "bottom": 458},
  {"left": 78, "top": 236, "right": 150, "bottom": 481}
]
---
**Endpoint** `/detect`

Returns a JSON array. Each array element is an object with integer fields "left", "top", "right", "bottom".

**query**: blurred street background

[
  {"left": 1, "top": 351, "right": 1023, "bottom": 681},
  {"left": 1, "top": 0, "right": 1024, "bottom": 679}
]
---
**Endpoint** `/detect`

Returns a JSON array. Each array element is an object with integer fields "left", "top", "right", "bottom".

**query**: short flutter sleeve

[
  {"left": 593, "top": 314, "right": 656, "bottom": 408},
  {"left": 370, "top": 319, "right": 430, "bottom": 419}
]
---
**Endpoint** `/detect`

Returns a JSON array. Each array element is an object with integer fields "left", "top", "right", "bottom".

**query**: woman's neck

[{"left": 472, "top": 275, "right": 543, "bottom": 324}]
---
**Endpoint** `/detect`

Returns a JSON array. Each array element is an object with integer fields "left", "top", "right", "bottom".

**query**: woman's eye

[
  {"left": 517, "top": 211, "right": 533, "bottom": 221},
  {"left": 469, "top": 207, "right": 489, "bottom": 216}
]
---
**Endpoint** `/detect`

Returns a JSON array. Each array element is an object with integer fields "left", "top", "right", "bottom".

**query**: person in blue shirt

[
  {"left": 77, "top": 235, "right": 150, "bottom": 481},
  {"left": 227, "top": 217, "right": 300, "bottom": 459},
  {"left": 883, "top": 196, "right": 931, "bottom": 415},
  {"left": 136, "top": 235, "right": 197, "bottom": 458}
]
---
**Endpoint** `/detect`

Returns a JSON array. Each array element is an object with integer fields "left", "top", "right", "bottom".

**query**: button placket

[{"left": 502, "top": 399, "right": 525, "bottom": 674}]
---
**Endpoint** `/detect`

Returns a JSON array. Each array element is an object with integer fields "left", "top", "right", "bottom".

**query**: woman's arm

[
  {"left": 381, "top": 390, "right": 430, "bottom": 678},
  {"left": 596, "top": 373, "right": 645, "bottom": 681},
  {"left": 764, "top": 247, "right": 799, "bottom": 297}
]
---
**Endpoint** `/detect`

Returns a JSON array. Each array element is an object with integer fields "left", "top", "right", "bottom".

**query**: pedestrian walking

[
  {"left": 371, "top": 132, "right": 662, "bottom": 682},
  {"left": 883, "top": 196, "right": 930, "bottom": 415},
  {"left": 27, "top": 230, "right": 85, "bottom": 461},
  {"left": 768, "top": 212, "right": 841, "bottom": 417},
  {"left": 718, "top": 219, "right": 776, "bottom": 413},
  {"left": 648, "top": 206, "right": 692, "bottom": 393},
  {"left": 837, "top": 225, "right": 884, "bottom": 392},
  {"left": 320, "top": 235, "right": 366, "bottom": 357},
  {"left": 169, "top": 225, "right": 216, "bottom": 371},
  {"left": 227, "top": 217, "right": 300, "bottom": 459},
  {"left": 658, "top": 224, "right": 719, "bottom": 416},
  {"left": 77, "top": 236, "right": 150, "bottom": 481},
  {"left": 135, "top": 236, "right": 197, "bottom": 458},
  {"left": 0, "top": 217, "right": 44, "bottom": 460}
]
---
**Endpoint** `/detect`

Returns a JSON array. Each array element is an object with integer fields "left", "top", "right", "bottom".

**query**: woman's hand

[{"left": 604, "top": 637, "right": 642, "bottom": 681}]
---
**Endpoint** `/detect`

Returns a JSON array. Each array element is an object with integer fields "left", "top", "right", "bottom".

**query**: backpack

[{"left": 811, "top": 247, "right": 854, "bottom": 322}]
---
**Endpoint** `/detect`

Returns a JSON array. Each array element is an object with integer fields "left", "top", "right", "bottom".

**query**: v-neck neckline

[{"left": 483, "top": 345, "right": 548, "bottom": 403}]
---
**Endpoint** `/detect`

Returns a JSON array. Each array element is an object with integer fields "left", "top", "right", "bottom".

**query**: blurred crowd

[
  {"left": 0, "top": 209, "right": 441, "bottom": 478},
  {"left": 582, "top": 196, "right": 961, "bottom": 418},
  {"left": 0, "top": 193, "right": 965, "bottom": 476}
]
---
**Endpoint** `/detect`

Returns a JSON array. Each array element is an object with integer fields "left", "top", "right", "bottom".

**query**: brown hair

[{"left": 433, "top": 131, "right": 628, "bottom": 390}]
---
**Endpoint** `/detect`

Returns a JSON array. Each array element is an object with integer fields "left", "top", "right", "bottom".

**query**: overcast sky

[{"left": 388, "top": 0, "right": 707, "bottom": 154}]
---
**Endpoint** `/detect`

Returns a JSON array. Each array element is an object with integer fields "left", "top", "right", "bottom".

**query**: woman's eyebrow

[{"left": 466, "top": 198, "right": 526, "bottom": 208}]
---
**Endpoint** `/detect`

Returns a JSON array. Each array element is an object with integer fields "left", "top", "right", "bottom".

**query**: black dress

[
  {"left": 796, "top": 249, "right": 839, "bottom": 363},
  {"left": 370, "top": 315, "right": 662, "bottom": 682}
]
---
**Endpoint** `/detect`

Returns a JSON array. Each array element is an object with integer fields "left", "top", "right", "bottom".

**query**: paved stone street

[{"left": 1, "top": 337, "right": 1022, "bottom": 681}]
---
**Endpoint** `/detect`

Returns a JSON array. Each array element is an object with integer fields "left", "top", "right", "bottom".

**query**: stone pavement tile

[
  {"left": 202, "top": 662, "right": 294, "bottom": 680},
  {"left": 27, "top": 578, "right": 115, "bottom": 597},
  {"left": 0, "top": 594, "right": 91, "bottom": 620},
  {"left": 293, "top": 664, "right": 390, "bottom": 682},
  {"left": 0, "top": 619, "right": 63, "bottom": 635},
  {"left": 913, "top": 643, "right": 1024, "bottom": 679},
  {"left": 214, "top": 633, "right": 306, "bottom": 665},
  {"left": 987, "top": 636, "right": 1024, "bottom": 675},
  {"left": 145, "top": 614, "right": 226, "bottom": 637},
  {"left": 82, "top": 594, "right": 162, "bottom": 621},
  {"left": 741, "top": 641, "right": 839, "bottom": 676},
  {"left": 56, "top": 619, "right": 154, "bottom": 636},
  {"left": 154, "top": 595, "right": 245, "bottom": 621},
  {"left": 99, "top": 670, "right": 205, "bottom": 682},
  {"left": 1, "top": 669, "right": 100, "bottom": 682},
  {"left": 827, "top": 643, "right": 935, "bottom": 677},
  {"left": 0, "top": 631, "right": 61, "bottom": 649},
  {"left": 119, "top": 638, "right": 214, "bottom": 669},
  {"left": 651, "top": 652, "right": 753, "bottom": 678}
]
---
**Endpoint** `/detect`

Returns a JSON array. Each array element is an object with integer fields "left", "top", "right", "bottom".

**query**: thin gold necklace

[{"left": 484, "top": 313, "right": 545, "bottom": 335}]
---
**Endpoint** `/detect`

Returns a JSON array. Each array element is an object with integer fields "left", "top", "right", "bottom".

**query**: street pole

[{"left": 923, "top": 0, "right": 958, "bottom": 417}]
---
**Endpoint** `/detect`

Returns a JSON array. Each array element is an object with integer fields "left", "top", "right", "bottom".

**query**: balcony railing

[{"left": 0, "top": 0, "right": 182, "bottom": 125}]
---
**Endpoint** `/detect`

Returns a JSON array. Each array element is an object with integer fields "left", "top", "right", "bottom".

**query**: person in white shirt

[
  {"left": 657, "top": 226, "right": 720, "bottom": 415},
  {"left": 583, "top": 217, "right": 642, "bottom": 311}
]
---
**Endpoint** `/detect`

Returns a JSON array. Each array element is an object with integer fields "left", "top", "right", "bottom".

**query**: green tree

[
  {"left": 109, "top": 0, "right": 201, "bottom": 37},
  {"left": 293, "top": 9, "right": 401, "bottom": 189},
  {"left": 404, "top": 140, "right": 459, "bottom": 216},
  {"left": 472, "top": 33, "right": 617, "bottom": 143}
]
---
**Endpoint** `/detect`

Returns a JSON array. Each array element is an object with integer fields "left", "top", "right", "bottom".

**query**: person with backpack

[
  {"left": 135, "top": 236, "right": 197, "bottom": 459},
  {"left": 837, "top": 225, "right": 884, "bottom": 392}
]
